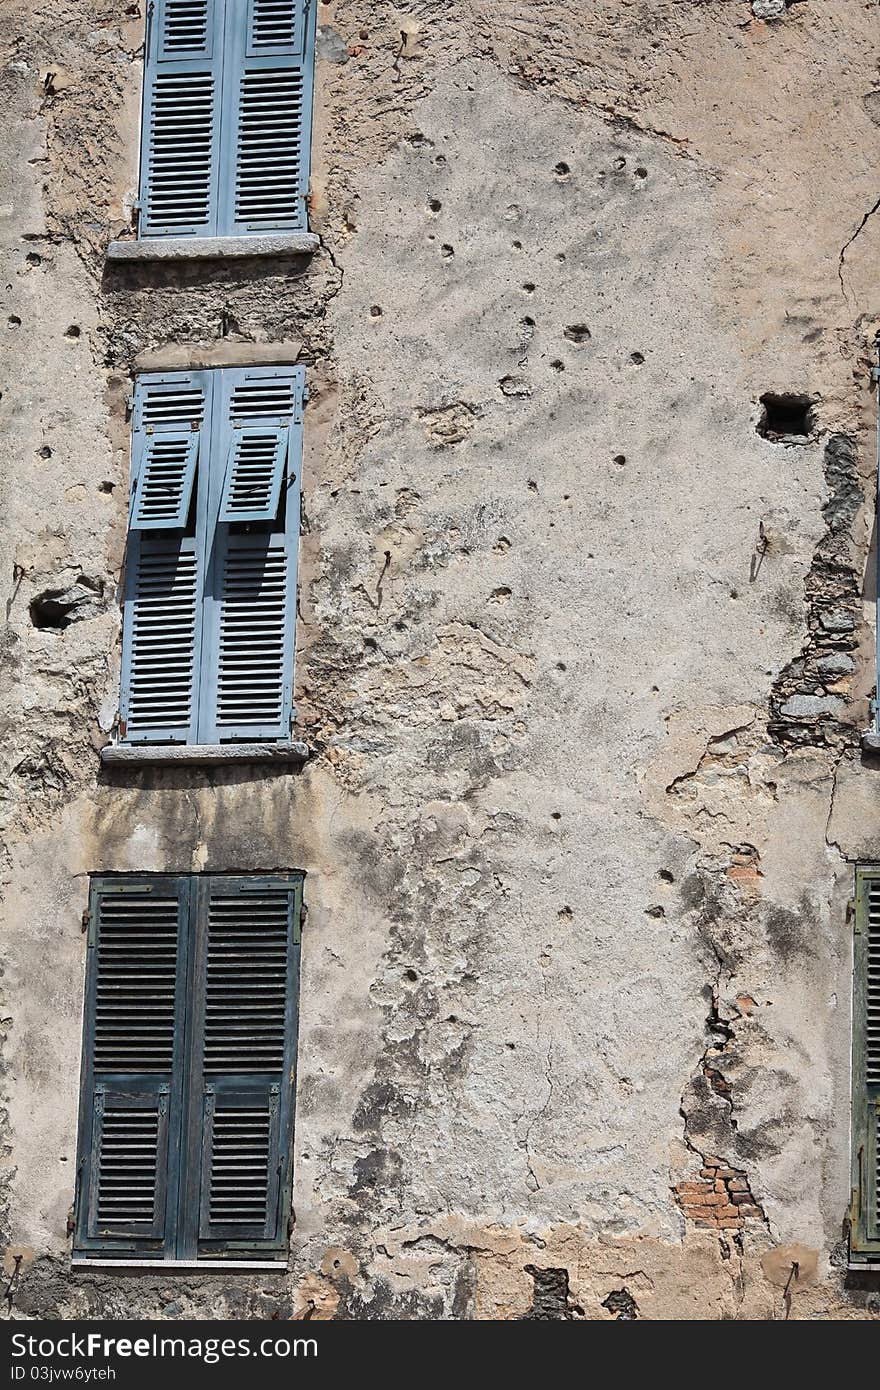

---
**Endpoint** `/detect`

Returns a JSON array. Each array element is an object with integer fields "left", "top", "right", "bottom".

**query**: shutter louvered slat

[
  {"left": 249, "top": 0, "right": 302, "bottom": 52},
  {"left": 160, "top": 0, "right": 212, "bottom": 54},
  {"left": 77, "top": 879, "right": 188, "bottom": 1253},
  {"left": 140, "top": 2, "right": 221, "bottom": 236},
  {"left": 130, "top": 431, "right": 199, "bottom": 530},
  {"left": 122, "top": 538, "right": 200, "bottom": 741},
  {"left": 203, "top": 890, "right": 291, "bottom": 1072},
  {"left": 215, "top": 536, "right": 290, "bottom": 734},
  {"left": 218, "top": 427, "right": 288, "bottom": 522},
  {"left": 93, "top": 892, "right": 180, "bottom": 1071},
  {"left": 867, "top": 886, "right": 880, "bottom": 1085}
]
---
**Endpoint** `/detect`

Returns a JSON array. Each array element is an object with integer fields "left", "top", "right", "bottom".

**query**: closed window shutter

[
  {"left": 201, "top": 368, "right": 303, "bottom": 742},
  {"left": 218, "top": 0, "right": 315, "bottom": 233},
  {"left": 139, "top": 0, "right": 224, "bottom": 236},
  {"left": 189, "top": 877, "right": 300, "bottom": 1253},
  {"left": 852, "top": 870, "right": 880, "bottom": 1262},
  {"left": 120, "top": 374, "right": 211, "bottom": 744},
  {"left": 75, "top": 878, "right": 189, "bottom": 1258}
]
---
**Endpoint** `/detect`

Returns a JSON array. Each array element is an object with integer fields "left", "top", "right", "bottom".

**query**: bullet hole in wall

[
  {"left": 37, "top": 445, "right": 52, "bottom": 459},
  {"left": 369, "top": 305, "right": 382, "bottom": 317},
  {"left": 630, "top": 351, "right": 645, "bottom": 365},
  {"left": 427, "top": 198, "right": 441, "bottom": 212},
  {"left": 8, "top": 315, "right": 21, "bottom": 329},
  {"left": 527, "top": 480, "right": 538, "bottom": 492},
  {"left": 613, "top": 454, "right": 626, "bottom": 466},
  {"left": 98, "top": 480, "right": 115, "bottom": 493},
  {"left": 554, "top": 161, "right": 571, "bottom": 180},
  {"left": 405, "top": 969, "right": 418, "bottom": 982},
  {"left": 564, "top": 324, "right": 591, "bottom": 343},
  {"left": 522, "top": 282, "right": 535, "bottom": 294},
  {"left": 551, "top": 811, "right": 562, "bottom": 820},
  {"left": 512, "top": 239, "right": 522, "bottom": 249},
  {"left": 757, "top": 392, "right": 815, "bottom": 439},
  {"left": 551, "top": 360, "right": 565, "bottom": 371},
  {"left": 658, "top": 868, "right": 675, "bottom": 882},
  {"left": 614, "top": 156, "right": 627, "bottom": 171},
  {"left": 64, "top": 324, "right": 81, "bottom": 339},
  {"left": 26, "top": 252, "right": 41, "bottom": 266},
  {"left": 440, "top": 244, "right": 454, "bottom": 258},
  {"left": 635, "top": 167, "right": 648, "bottom": 179}
]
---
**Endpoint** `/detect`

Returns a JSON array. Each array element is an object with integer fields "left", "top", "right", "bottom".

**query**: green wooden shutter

[
  {"left": 218, "top": 0, "right": 315, "bottom": 233},
  {"left": 139, "top": 0, "right": 224, "bottom": 236},
  {"left": 181, "top": 876, "right": 300, "bottom": 1257},
  {"left": 120, "top": 374, "right": 212, "bottom": 745},
  {"left": 74, "top": 877, "right": 190, "bottom": 1259},
  {"left": 852, "top": 868, "right": 880, "bottom": 1262},
  {"left": 200, "top": 367, "right": 303, "bottom": 743}
]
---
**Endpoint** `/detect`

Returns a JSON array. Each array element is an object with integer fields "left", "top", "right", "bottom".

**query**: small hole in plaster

[
  {"left": 635, "top": 167, "right": 648, "bottom": 179},
  {"left": 8, "top": 315, "right": 21, "bottom": 329},
  {"left": 98, "top": 480, "right": 115, "bottom": 493},
  {"left": 630, "top": 351, "right": 645, "bottom": 365},
  {"left": 65, "top": 324, "right": 81, "bottom": 339},
  {"left": 522, "top": 282, "right": 535, "bottom": 294},
  {"left": 757, "top": 392, "right": 815, "bottom": 439},
  {"left": 613, "top": 454, "right": 627, "bottom": 466},
  {"left": 551, "top": 360, "right": 565, "bottom": 371},
  {"left": 554, "top": 161, "right": 571, "bottom": 180},
  {"left": 38, "top": 445, "right": 52, "bottom": 459},
  {"left": 440, "top": 244, "right": 454, "bottom": 258},
  {"left": 427, "top": 198, "right": 441, "bottom": 212},
  {"left": 564, "top": 323, "right": 591, "bottom": 344},
  {"left": 369, "top": 304, "right": 382, "bottom": 317}
]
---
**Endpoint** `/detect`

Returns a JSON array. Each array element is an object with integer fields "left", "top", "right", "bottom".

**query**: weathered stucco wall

[{"left": 1, "top": 0, "right": 880, "bottom": 1319}]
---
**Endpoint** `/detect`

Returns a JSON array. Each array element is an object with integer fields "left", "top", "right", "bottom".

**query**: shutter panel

[
  {"left": 75, "top": 878, "right": 189, "bottom": 1257},
  {"left": 130, "top": 432, "right": 199, "bottom": 530},
  {"left": 200, "top": 368, "right": 303, "bottom": 743},
  {"left": 130, "top": 374, "right": 206, "bottom": 530},
  {"left": 218, "top": 426, "right": 288, "bottom": 523},
  {"left": 120, "top": 374, "right": 210, "bottom": 744},
  {"left": 218, "top": 0, "right": 315, "bottom": 233},
  {"left": 139, "top": 0, "right": 223, "bottom": 236},
  {"left": 191, "top": 877, "right": 300, "bottom": 1253}
]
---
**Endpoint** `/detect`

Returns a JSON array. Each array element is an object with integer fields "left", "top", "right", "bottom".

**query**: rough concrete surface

[{"left": 0, "top": 0, "right": 879, "bottom": 1319}]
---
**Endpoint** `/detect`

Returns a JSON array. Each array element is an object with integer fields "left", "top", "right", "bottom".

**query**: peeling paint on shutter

[
  {"left": 201, "top": 368, "right": 303, "bottom": 743},
  {"left": 74, "top": 878, "right": 190, "bottom": 1258},
  {"left": 219, "top": 0, "right": 315, "bottom": 233},
  {"left": 139, "top": 0, "right": 223, "bottom": 236},
  {"left": 188, "top": 877, "right": 301, "bottom": 1253},
  {"left": 851, "top": 869, "right": 880, "bottom": 1263}
]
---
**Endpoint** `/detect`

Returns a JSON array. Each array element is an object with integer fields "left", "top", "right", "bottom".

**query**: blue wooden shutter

[
  {"left": 185, "top": 876, "right": 300, "bottom": 1255},
  {"left": 74, "top": 877, "right": 190, "bottom": 1259},
  {"left": 120, "top": 373, "right": 211, "bottom": 745},
  {"left": 139, "top": 0, "right": 224, "bottom": 236},
  {"left": 200, "top": 367, "right": 303, "bottom": 743},
  {"left": 218, "top": 425, "right": 288, "bottom": 523},
  {"left": 852, "top": 869, "right": 880, "bottom": 1263},
  {"left": 218, "top": 0, "right": 315, "bottom": 233}
]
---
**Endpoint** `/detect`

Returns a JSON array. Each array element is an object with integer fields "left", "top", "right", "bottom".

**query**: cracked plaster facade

[{"left": 0, "top": 0, "right": 879, "bottom": 1320}]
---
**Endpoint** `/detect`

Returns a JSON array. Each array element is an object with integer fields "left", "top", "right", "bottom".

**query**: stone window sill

[
  {"left": 71, "top": 1258, "right": 286, "bottom": 1273},
  {"left": 106, "top": 232, "right": 319, "bottom": 262},
  {"left": 101, "top": 742, "right": 309, "bottom": 767}
]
